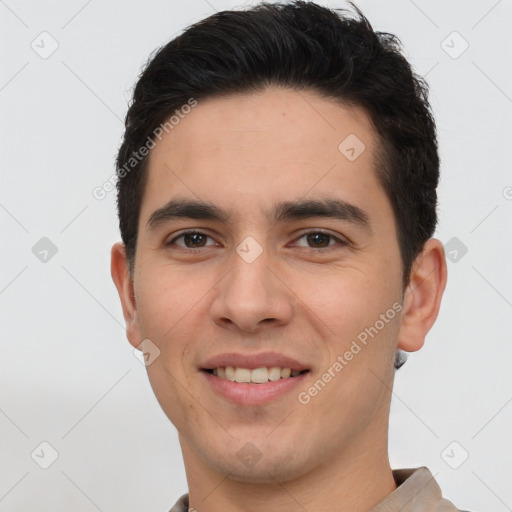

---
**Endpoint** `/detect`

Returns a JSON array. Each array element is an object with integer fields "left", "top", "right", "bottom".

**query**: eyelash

[{"left": 166, "top": 229, "right": 348, "bottom": 251}]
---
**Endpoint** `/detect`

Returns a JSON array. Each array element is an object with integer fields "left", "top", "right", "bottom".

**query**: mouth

[
  {"left": 199, "top": 352, "right": 311, "bottom": 404},
  {"left": 203, "top": 366, "right": 310, "bottom": 384}
]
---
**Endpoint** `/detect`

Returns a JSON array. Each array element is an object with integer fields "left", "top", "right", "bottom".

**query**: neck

[{"left": 181, "top": 428, "right": 396, "bottom": 512}]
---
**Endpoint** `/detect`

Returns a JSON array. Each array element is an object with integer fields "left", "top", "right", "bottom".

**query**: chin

[{"left": 202, "top": 444, "right": 310, "bottom": 484}]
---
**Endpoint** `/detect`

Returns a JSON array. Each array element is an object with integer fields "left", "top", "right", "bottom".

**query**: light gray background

[{"left": 1, "top": 0, "right": 511, "bottom": 510}]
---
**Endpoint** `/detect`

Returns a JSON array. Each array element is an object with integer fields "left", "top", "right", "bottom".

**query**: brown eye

[
  {"left": 294, "top": 231, "right": 346, "bottom": 249},
  {"left": 306, "top": 233, "right": 331, "bottom": 248},
  {"left": 183, "top": 233, "right": 207, "bottom": 248},
  {"left": 167, "top": 231, "right": 217, "bottom": 249}
]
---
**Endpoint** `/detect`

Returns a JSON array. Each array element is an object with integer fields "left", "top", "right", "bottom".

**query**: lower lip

[{"left": 202, "top": 370, "right": 309, "bottom": 405}]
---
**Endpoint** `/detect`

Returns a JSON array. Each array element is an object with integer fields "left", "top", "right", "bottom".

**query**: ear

[
  {"left": 110, "top": 242, "right": 143, "bottom": 349},
  {"left": 397, "top": 238, "right": 448, "bottom": 352}
]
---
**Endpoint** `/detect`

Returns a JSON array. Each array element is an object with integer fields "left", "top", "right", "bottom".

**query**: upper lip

[{"left": 201, "top": 352, "right": 309, "bottom": 371}]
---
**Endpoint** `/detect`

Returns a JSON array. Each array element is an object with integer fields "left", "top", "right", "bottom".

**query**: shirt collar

[{"left": 370, "top": 466, "right": 461, "bottom": 511}]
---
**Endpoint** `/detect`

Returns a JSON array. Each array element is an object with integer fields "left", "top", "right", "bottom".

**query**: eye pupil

[
  {"left": 307, "top": 233, "right": 330, "bottom": 248},
  {"left": 184, "top": 233, "right": 206, "bottom": 248}
]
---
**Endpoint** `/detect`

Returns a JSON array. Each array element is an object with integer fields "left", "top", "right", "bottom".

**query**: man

[{"left": 111, "top": 2, "right": 466, "bottom": 510}]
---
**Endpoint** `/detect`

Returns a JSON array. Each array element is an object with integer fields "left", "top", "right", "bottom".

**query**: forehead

[
  {"left": 139, "top": 87, "right": 391, "bottom": 231},
  {"left": 150, "top": 87, "right": 377, "bottom": 167}
]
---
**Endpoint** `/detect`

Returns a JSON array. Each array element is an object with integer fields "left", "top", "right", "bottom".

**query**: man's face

[{"left": 127, "top": 87, "right": 406, "bottom": 482}]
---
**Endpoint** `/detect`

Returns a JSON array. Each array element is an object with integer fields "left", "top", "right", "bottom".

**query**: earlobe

[
  {"left": 110, "top": 242, "right": 143, "bottom": 348},
  {"left": 397, "top": 238, "right": 448, "bottom": 353}
]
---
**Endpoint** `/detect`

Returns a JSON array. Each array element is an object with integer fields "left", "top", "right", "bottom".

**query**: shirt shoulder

[
  {"left": 370, "top": 466, "right": 472, "bottom": 512},
  {"left": 168, "top": 493, "right": 189, "bottom": 512}
]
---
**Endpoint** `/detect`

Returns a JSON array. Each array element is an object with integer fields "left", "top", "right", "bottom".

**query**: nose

[{"left": 210, "top": 248, "right": 294, "bottom": 334}]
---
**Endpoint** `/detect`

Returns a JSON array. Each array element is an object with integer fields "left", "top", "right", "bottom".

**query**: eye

[
  {"left": 166, "top": 229, "right": 348, "bottom": 251},
  {"left": 292, "top": 230, "right": 347, "bottom": 249},
  {"left": 167, "top": 230, "right": 218, "bottom": 249}
]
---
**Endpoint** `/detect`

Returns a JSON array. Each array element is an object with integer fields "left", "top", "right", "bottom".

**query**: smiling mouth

[{"left": 203, "top": 366, "right": 310, "bottom": 384}]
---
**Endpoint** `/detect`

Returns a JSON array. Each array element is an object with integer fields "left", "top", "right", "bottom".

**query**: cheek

[
  {"left": 135, "top": 265, "right": 207, "bottom": 338},
  {"left": 133, "top": 269, "right": 203, "bottom": 406},
  {"left": 289, "top": 262, "right": 402, "bottom": 380},
  {"left": 293, "top": 267, "right": 388, "bottom": 334},
  {"left": 137, "top": 269, "right": 207, "bottom": 427},
  {"left": 300, "top": 271, "right": 399, "bottom": 433},
  {"left": 135, "top": 262, "right": 221, "bottom": 370}
]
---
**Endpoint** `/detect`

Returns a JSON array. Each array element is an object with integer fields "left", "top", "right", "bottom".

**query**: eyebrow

[{"left": 146, "top": 197, "right": 371, "bottom": 232}]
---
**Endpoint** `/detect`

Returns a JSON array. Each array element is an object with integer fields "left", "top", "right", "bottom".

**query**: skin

[{"left": 111, "top": 86, "right": 447, "bottom": 512}]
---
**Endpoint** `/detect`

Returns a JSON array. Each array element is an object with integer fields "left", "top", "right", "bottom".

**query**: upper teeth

[{"left": 212, "top": 366, "right": 302, "bottom": 383}]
